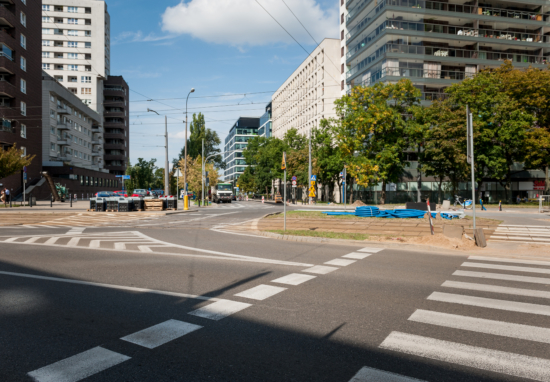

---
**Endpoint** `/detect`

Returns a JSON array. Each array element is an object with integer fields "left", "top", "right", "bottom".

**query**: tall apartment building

[
  {"left": 223, "top": 117, "right": 260, "bottom": 184},
  {"left": 41, "top": 0, "right": 110, "bottom": 113},
  {"left": 341, "top": 0, "right": 549, "bottom": 99},
  {"left": 103, "top": 75, "right": 129, "bottom": 175},
  {"left": 258, "top": 102, "right": 272, "bottom": 138},
  {"left": 272, "top": 38, "right": 340, "bottom": 139},
  {"left": 0, "top": 0, "right": 42, "bottom": 194}
]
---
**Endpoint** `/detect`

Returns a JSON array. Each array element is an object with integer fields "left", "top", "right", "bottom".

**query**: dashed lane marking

[
  {"left": 27, "top": 346, "right": 130, "bottom": 382},
  {"left": 188, "top": 300, "right": 252, "bottom": 321},
  {"left": 324, "top": 259, "right": 356, "bottom": 267},
  {"left": 302, "top": 265, "right": 338, "bottom": 275},
  {"left": 343, "top": 252, "right": 372, "bottom": 260},
  {"left": 234, "top": 284, "right": 287, "bottom": 301},
  {"left": 271, "top": 273, "right": 317, "bottom": 286},
  {"left": 121, "top": 320, "right": 202, "bottom": 349},
  {"left": 409, "top": 309, "right": 550, "bottom": 344},
  {"left": 357, "top": 247, "right": 384, "bottom": 253},
  {"left": 349, "top": 366, "right": 426, "bottom": 382},
  {"left": 379, "top": 332, "right": 550, "bottom": 382}
]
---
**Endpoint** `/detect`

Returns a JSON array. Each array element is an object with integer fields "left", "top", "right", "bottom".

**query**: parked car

[
  {"left": 114, "top": 191, "right": 128, "bottom": 197},
  {"left": 132, "top": 189, "right": 148, "bottom": 197},
  {"left": 95, "top": 191, "right": 116, "bottom": 197}
]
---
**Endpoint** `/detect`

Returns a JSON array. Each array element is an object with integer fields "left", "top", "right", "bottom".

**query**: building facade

[
  {"left": 0, "top": 0, "right": 42, "bottom": 195},
  {"left": 258, "top": 102, "right": 272, "bottom": 138},
  {"left": 103, "top": 75, "right": 128, "bottom": 175},
  {"left": 272, "top": 38, "right": 340, "bottom": 139},
  {"left": 341, "top": 0, "right": 549, "bottom": 98},
  {"left": 223, "top": 117, "right": 260, "bottom": 184},
  {"left": 41, "top": 0, "right": 110, "bottom": 114}
]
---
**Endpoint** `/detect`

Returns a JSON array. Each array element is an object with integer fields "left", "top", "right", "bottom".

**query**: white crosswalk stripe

[
  {"left": 378, "top": 255, "right": 550, "bottom": 381},
  {"left": 489, "top": 224, "right": 550, "bottom": 244},
  {"left": 2, "top": 213, "right": 158, "bottom": 229}
]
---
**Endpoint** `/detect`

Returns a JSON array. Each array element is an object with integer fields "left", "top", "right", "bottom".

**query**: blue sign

[
  {"left": 310, "top": 175, "right": 317, "bottom": 181},
  {"left": 236, "top": 187, "right": 240, "bottom": 191},
  {"left": 292, "top": 176, "right": 297, "bottom": 181},
  {"left": 122, "top": 175, "right": 131, "bottom": 180},
  {"left": 23, "top": 166, "right": 27, "bottom": 173},
  {"left": 23, "top": 173, "right": 27, "bottom": 181}
]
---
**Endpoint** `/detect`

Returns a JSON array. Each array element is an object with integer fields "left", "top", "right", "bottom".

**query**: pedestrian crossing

[
  {"left": 377, "top": 255, "right": 550, "bottom": 381},
  {"left": 213, "top": 202, "right": 274, "bottom": 210},
  {"left": 3, "top": 213, "right": 158, "bottom": 229},
  {"left": 489, "top": 224, "right": 550, "bottom": 244}
]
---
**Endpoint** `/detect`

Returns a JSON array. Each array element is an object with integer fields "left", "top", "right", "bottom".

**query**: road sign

[
  {"left": 339, "top": 172, "right": 343, "bottom": 177},
  {"left": 23, "top": 173, "right": 27, "bottom": 181},
  {"left": 292, "top": 180, "right": 297, "bottom": 187},
  {"left": 291, "top": 176, "right": 297, "bottom": 181},
  {"left": 122, "top": 175, "right": 130, "bottom": 180},
  {"left": 310, "top": 175, "right": 316, "bottom": 181},
  {"left": 281, "top": 152, "right": 286, "bottom": 170},
  {"left": 23, "top": 166, "right": 27, "bottom": 173},
  {"left": 309, "top": 187, "right": 316, "bottom": 197},
  {"left": 236, "top": 187, "right": 239, "bottom": 191},
  {"left": 310, "top": 181, "right": 315, "bottom": 186}
]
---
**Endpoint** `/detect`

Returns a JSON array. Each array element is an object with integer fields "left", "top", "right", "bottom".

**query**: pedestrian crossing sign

[
  {"left": 281, "top": 152, "right": 286, "bottom": 170},
  {"left": 309, "top": 186, "right": 316, "bottom": 197}
]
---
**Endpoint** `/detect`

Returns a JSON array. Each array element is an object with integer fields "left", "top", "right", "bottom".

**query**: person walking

[
  {"left": 4, "top": 187, "right": 10, "bottom": 206},
  {"left": 1, "top": 188, "right": 5, "bottom": 206}
]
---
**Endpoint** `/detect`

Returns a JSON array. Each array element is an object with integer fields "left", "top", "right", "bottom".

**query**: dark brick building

[
  {"left": 103, "top": 75, "right": 129, "bottom": 175},
  {"left": 0, "top": 0, "right": 42, "bottom": 195}
]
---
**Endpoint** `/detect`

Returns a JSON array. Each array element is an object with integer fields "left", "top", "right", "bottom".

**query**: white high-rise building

[{"left": 41, "top": 0, "right": 110, "bottom": 115}]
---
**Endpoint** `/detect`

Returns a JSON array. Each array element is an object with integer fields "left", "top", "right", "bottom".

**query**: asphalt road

[{"left": 1, "top": 201, "right": 549, "bottom": 382}]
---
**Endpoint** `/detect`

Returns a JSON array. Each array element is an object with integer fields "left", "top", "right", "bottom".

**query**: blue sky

[{"left": 107, "top": 0, "right": 338, "bottom": 169}]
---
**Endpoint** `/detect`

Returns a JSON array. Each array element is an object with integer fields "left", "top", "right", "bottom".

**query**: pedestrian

[
  {"left": 1, "top": 188, "right": 5, "bottom": 205},
  {"left": 479, "top": 198, "right": 487, "bottom": 211},
  {"left": 516, "top": 195, "right": 521, "bottom": 204},
  {"left": 4, "top": 187, "right": 10, "bottom": 206}
]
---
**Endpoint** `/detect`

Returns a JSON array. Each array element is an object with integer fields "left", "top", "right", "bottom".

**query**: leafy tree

[
  {"left": 125, "top": 158, "right": 157, "bottom": 192},
  {"left": 0, "top": 145, "right": 35, "bottom": 180},
  {"left": 523, "top": 128, "right": 550, "bottom": 193},
  {"left": 177, "top": 155, "right": 219, "bottom": 197},
  {"left": 238, "top": 166, "right": 256, "bottom": 194},
  {"left": 327, "top": 79, "right": 421, "bottom": 204},
  {"left": 311, "top": 126, "right": 344, "bottom": 202},
  {"left": 174, "top": 113, "right": 225, "bottom": 169}
]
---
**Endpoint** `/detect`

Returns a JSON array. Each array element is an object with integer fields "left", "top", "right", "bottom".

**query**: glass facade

[
  {"left": 258, "top": 102, "right": 272, "bottom": 138},
  {"left": 224, "top": 117, "right": 260, "bottom": 183}
]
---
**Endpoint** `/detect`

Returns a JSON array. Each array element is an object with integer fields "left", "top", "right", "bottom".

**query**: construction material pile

[{"left": 324, "top": 206, "right": 437, "bottom": 219}]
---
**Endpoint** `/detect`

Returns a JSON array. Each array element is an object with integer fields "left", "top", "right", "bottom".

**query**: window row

[
  {"left": 42, "top": 27, "right": 92, "bottom": 37},
  {"left": 42, "top": 40, "right": 91, "bottom": 48},
  {"left": 42, "top": 52, "right": 91, "bottom": 60},
  {"left": 43, "top": 63, "right": 92, "bottom": 72},
  {"left": 42, "top": 5, "right": 92, "bottom": 14}
]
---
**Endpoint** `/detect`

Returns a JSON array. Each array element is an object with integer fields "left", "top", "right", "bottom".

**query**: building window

[
  {"left": 341, "top": 13, "right": 344, "bottom": 24},
  {"left": 68, "top": 53, "right": 78, "bottom": 59},
  {"left": 21, "top": 101, "right": 26, "bottom": 116},
  {"left": 85, "top": 31, "right": 91, "bottom": 37},
  {"left": 68, "top": 30, "right": 78, "bottom": 36},
  {"left": 42, "top": 63, "right": 50, "bottom": 70},
  {"left": 20, "top": 124, "right": 26, "bottom": 138},
  {"left": 69, "top": 65, "right": 78, "bottom": 71},
  {"left": 341, "top": 30, "right": 344, "bottom": 40},
  {"left": 341, "top": 63, "right": 344, "bottom": 74},
  {"left": 51, "top": 143, "right": 56, "bottom": 151},
  {"left": 54, "top": 75, "right": 63, "bottom": 82},
  {"left": 81, "top": 76, "right": 91, "bottom": 83},
  {"left": 341, "top": 47, "right": 344, "bottom": 57},
  {"left": 84, "top": 42, "right": 91, "bottom": 48},
  {"left": 69, "top": 88, "right": 77, "bottom": 94},
  {"left": 20, "top": 12, "right": 26, "bottom": 27},
  {"left": 20, "top": 56, "right": 26, "bottom": 71},
  {"left": 42, "top": 40, "right": 51, "bottom": 46},
  {"left": 55, "top": 64, "right": 64, "bottom": 70},
  {"left": 81, "top": 88, "right": 91, "bottom": 95},
  {"left": 42, "top": 52, "right": 50, "bottom": 58},
  {"left": 68, "top": 18, "right": 78, "bottom": 25},
  {"left": 68, "top": 7, "right": 78, "bottom": 13},
  {"left": 42, "top": 17, "right": 50, "bottom": 23},
  {"left": 21, "top": 147, "right": 26, "bottom": 157},
  {"left": 83, "top": 99, "right": 92, "bottom": 105},
  {"left": 20, "top": 34, "right": 26, "bottom": 49},
  {"left": 42, "top": 28, "right": 51, "bottom": 35},
  {"left": 341, "top": 80, "right": 344, "bottom": 91},
  {"left": 42, "top": 5, "right": 50, "bottom": 11},
  {"left": 68, "top": 41, "right": 77, "bottom": 48},
  {"left": 20, "top": 79, "right": 26, "bottom": 94}
]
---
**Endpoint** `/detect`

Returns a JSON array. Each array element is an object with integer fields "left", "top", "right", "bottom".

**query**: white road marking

[
  {"left": 427, "top": 292, "right": 550, "bottom": 316},
  {"left": 66, "top": 227, "right": 85, "bottom": 235},
  {"left": 121, "top": 319, "right": 202, "bottom": 349},
  {"left": 453, "top": 270, "right": 550, "bottom": 285},
  {"left": 302, "top": 265, "right": 338, "bottom": 275},
  {"left": 66, "top": 237, "right": 81, "bottom": 247},
  {"left": 188, "top": 300, "right": 252, "bottom": 320},
  {"left": 409, "top": 309, "right": 550, "bottom": 344},
  {"left": 501, "top": 224, "right": 550, "bottom": 228},
  {"left": 271, "top": 273, "right": 317, "bottom": 285},
  {"left": 468, "top": 256, "right": 550, "bottom": 267},
  {"left": 114, "top": 242, "right": 126, "bottom": 250},
  {"left": 0, "top": 270, "right": 220, "bottom": 301},
  {"left": 343, "top": 252, "right": 372, "bottom": 260},
  {"left": 27, "top": 346, "right": 130, "bottom": 382},
  {"left": 357, "top": 247, "right": 384, "bottom": 253},
  {"left": 24, "top": 237, "right": 41, "bottom": 243},
  {"left": 461, "top": 262, "right": 550, "bottom": 275},
  {"left": 379, "top": 331, "right": 550, "bottom": 382},
  {"left": 138, "top": 245, "right": 153, "bottom": 253},
  {"left": 442, "top": 280, "right": 550, "bottom": 299},
  {"left": 325, "top": 259, "right": 356, "bottom": 266},
  {"left": 234, "top": 284, "right": 287, "bottom": 300},
  {"left": 349, "top": 366, "right": 425, "bottom": 382},
  {"left": 44, "top": 237, "right": 60, "bottom": 245}
]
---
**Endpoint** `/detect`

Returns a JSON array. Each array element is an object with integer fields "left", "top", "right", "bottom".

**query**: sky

[{"left": 106, "top": 0, "right": 339, "bottom": 170}]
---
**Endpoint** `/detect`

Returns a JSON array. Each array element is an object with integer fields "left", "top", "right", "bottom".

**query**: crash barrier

[
  {"left": 88, "top": 196, "right": 179, "bottom": 212},
  {"left": 323, "top": 206, "right": 463, "bottom": 219}
]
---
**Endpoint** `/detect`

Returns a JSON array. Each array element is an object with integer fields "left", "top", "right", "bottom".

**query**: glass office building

[
  {"left": 224, "top": 117, "right": 260, "bottom": 183},
  {"left": 341, "top": 0, "right": 550, "bottom": 100},
  {"left": 258, "top": 102, "right": 272, "bottom": 138}
]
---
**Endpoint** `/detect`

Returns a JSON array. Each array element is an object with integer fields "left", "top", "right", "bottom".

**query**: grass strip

[{"left": 268, "top": 229, "right": 369, "bottom": 241}]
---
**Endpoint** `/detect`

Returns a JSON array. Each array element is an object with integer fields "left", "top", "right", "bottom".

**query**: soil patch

[{"left": 350, "top": 200, "right": 367, "bottom": 207}]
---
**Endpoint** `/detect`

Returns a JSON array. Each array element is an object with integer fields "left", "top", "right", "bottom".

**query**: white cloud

[
  {"left": 112, "top": 31, "right": 177, "bottom": 45},
  {"left": 161, "top": 0, "right": 338, "bottom": 47}
]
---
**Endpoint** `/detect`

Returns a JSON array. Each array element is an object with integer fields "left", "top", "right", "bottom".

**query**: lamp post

[
  {"left": 183, "top": 88, "right": 195, "bottom": 210},
  {"left": 147, "top": 108, "right": 169, "bottom": 197}
]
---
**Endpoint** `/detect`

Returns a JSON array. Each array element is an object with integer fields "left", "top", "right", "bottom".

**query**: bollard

[
  {"left": 30, "top": 194, "right": 32, "bottom": 208},
  {"left": 70, "top": 193, "right": 73, "bottom": 207},
  {"left": 51, "top": 194, "right": 53, "bottom": 208},
  {"left": 499, "top": 201, "right": 502, "bottom": 211}
]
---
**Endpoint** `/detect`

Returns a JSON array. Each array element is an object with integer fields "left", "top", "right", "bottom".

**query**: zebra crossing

[
  {"left": 4, "top": 213, "right": 159, "bottom": 229},
  {"left": 376, "top": 255, "right": 550, "bottom": 381},
  {"left": 213, "top": 202, "right": 275, "bottom": 210},
  {"left": 489, "top": 224, "right": 550, "bottom": 244}
]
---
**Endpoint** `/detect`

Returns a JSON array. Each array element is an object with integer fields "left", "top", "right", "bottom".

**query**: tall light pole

[
  {"left": 147, "top": 108, "right": 169, "bottom": 196},
  {"left": 184, "top": 88, "right": 195, "bottom": 210}
]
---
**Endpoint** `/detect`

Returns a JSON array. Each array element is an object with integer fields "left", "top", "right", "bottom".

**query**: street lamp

[
  {"left": 147, "top": 108, "right": 169, "bottom": 197},
  {"left": 183, "top": 88, "right": 195, "bottom": 210}
]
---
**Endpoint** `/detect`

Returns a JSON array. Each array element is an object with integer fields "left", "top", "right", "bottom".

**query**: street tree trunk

[{"left": 380, "top": 180, "right": 387, "bottom": 205}]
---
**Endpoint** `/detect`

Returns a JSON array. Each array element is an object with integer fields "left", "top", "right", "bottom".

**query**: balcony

[
  {"left": 348, "top": 43, "right": 548, "bottom": 80},
  {"left": 91, "top": 125, "right": 103, "bottom": 132},
  {"left": 92, "top": 139, "right": 101, "bottom": 145},
  {"left": 0, "top": 4, "right": 15, "bottom": 29},
  {"left": 0, "top": 79, "right": 15, "bottom": 98},
  {"left": 362, "top": 67, "right": 468, "bottom": 87},
  {"left": 91, "top": 150, "right": 101, "bottom": 157},
  {"left": 57, "top": 139, "right": 70, "bottom": 145},
  {"left": 347, "top": 0, "right": 549, "bottom": 41},
  {"left": 57, "top": 106, "right": 70, "bottom": 114},
  {"left": 104, "top": 154, "right": 125, "bottom": 161},
  {"left": 57, "top": 123, "right": 70, "bottom": 130}
]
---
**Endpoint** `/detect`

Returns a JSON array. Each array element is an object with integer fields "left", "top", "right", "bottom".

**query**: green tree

[
  {"left": 126, "top": 158, "right": 157, "bottom": 191},
  {"left": 311, "top": 126, "right": 344, "bottom": 202},
  {"left": 174, "top": 113, "right": 225, "bottom": 169},
  {"left": 0, "top": 145, "right": 35, "bottom": 180}
]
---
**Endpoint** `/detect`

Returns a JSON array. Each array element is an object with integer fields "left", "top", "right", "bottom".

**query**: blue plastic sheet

[{"left": 321, "top": 207, "right": 435, "bottom": 219}]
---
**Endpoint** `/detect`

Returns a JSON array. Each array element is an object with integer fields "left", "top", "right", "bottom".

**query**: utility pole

[
  {"left": 467, "top": 106, "right": 476, "bottom": 230},
  {"left": 165, "top": 115, "right": 169, "bottom": 197},
  {"left": 308, "top": 130, "right": 312, "bottom": 204},
  {"left": 184, "top": 88, "right": 195, "bottom": 210},
  {"left": 201, "top": 139, "right": 204, "bottom": 207}
]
